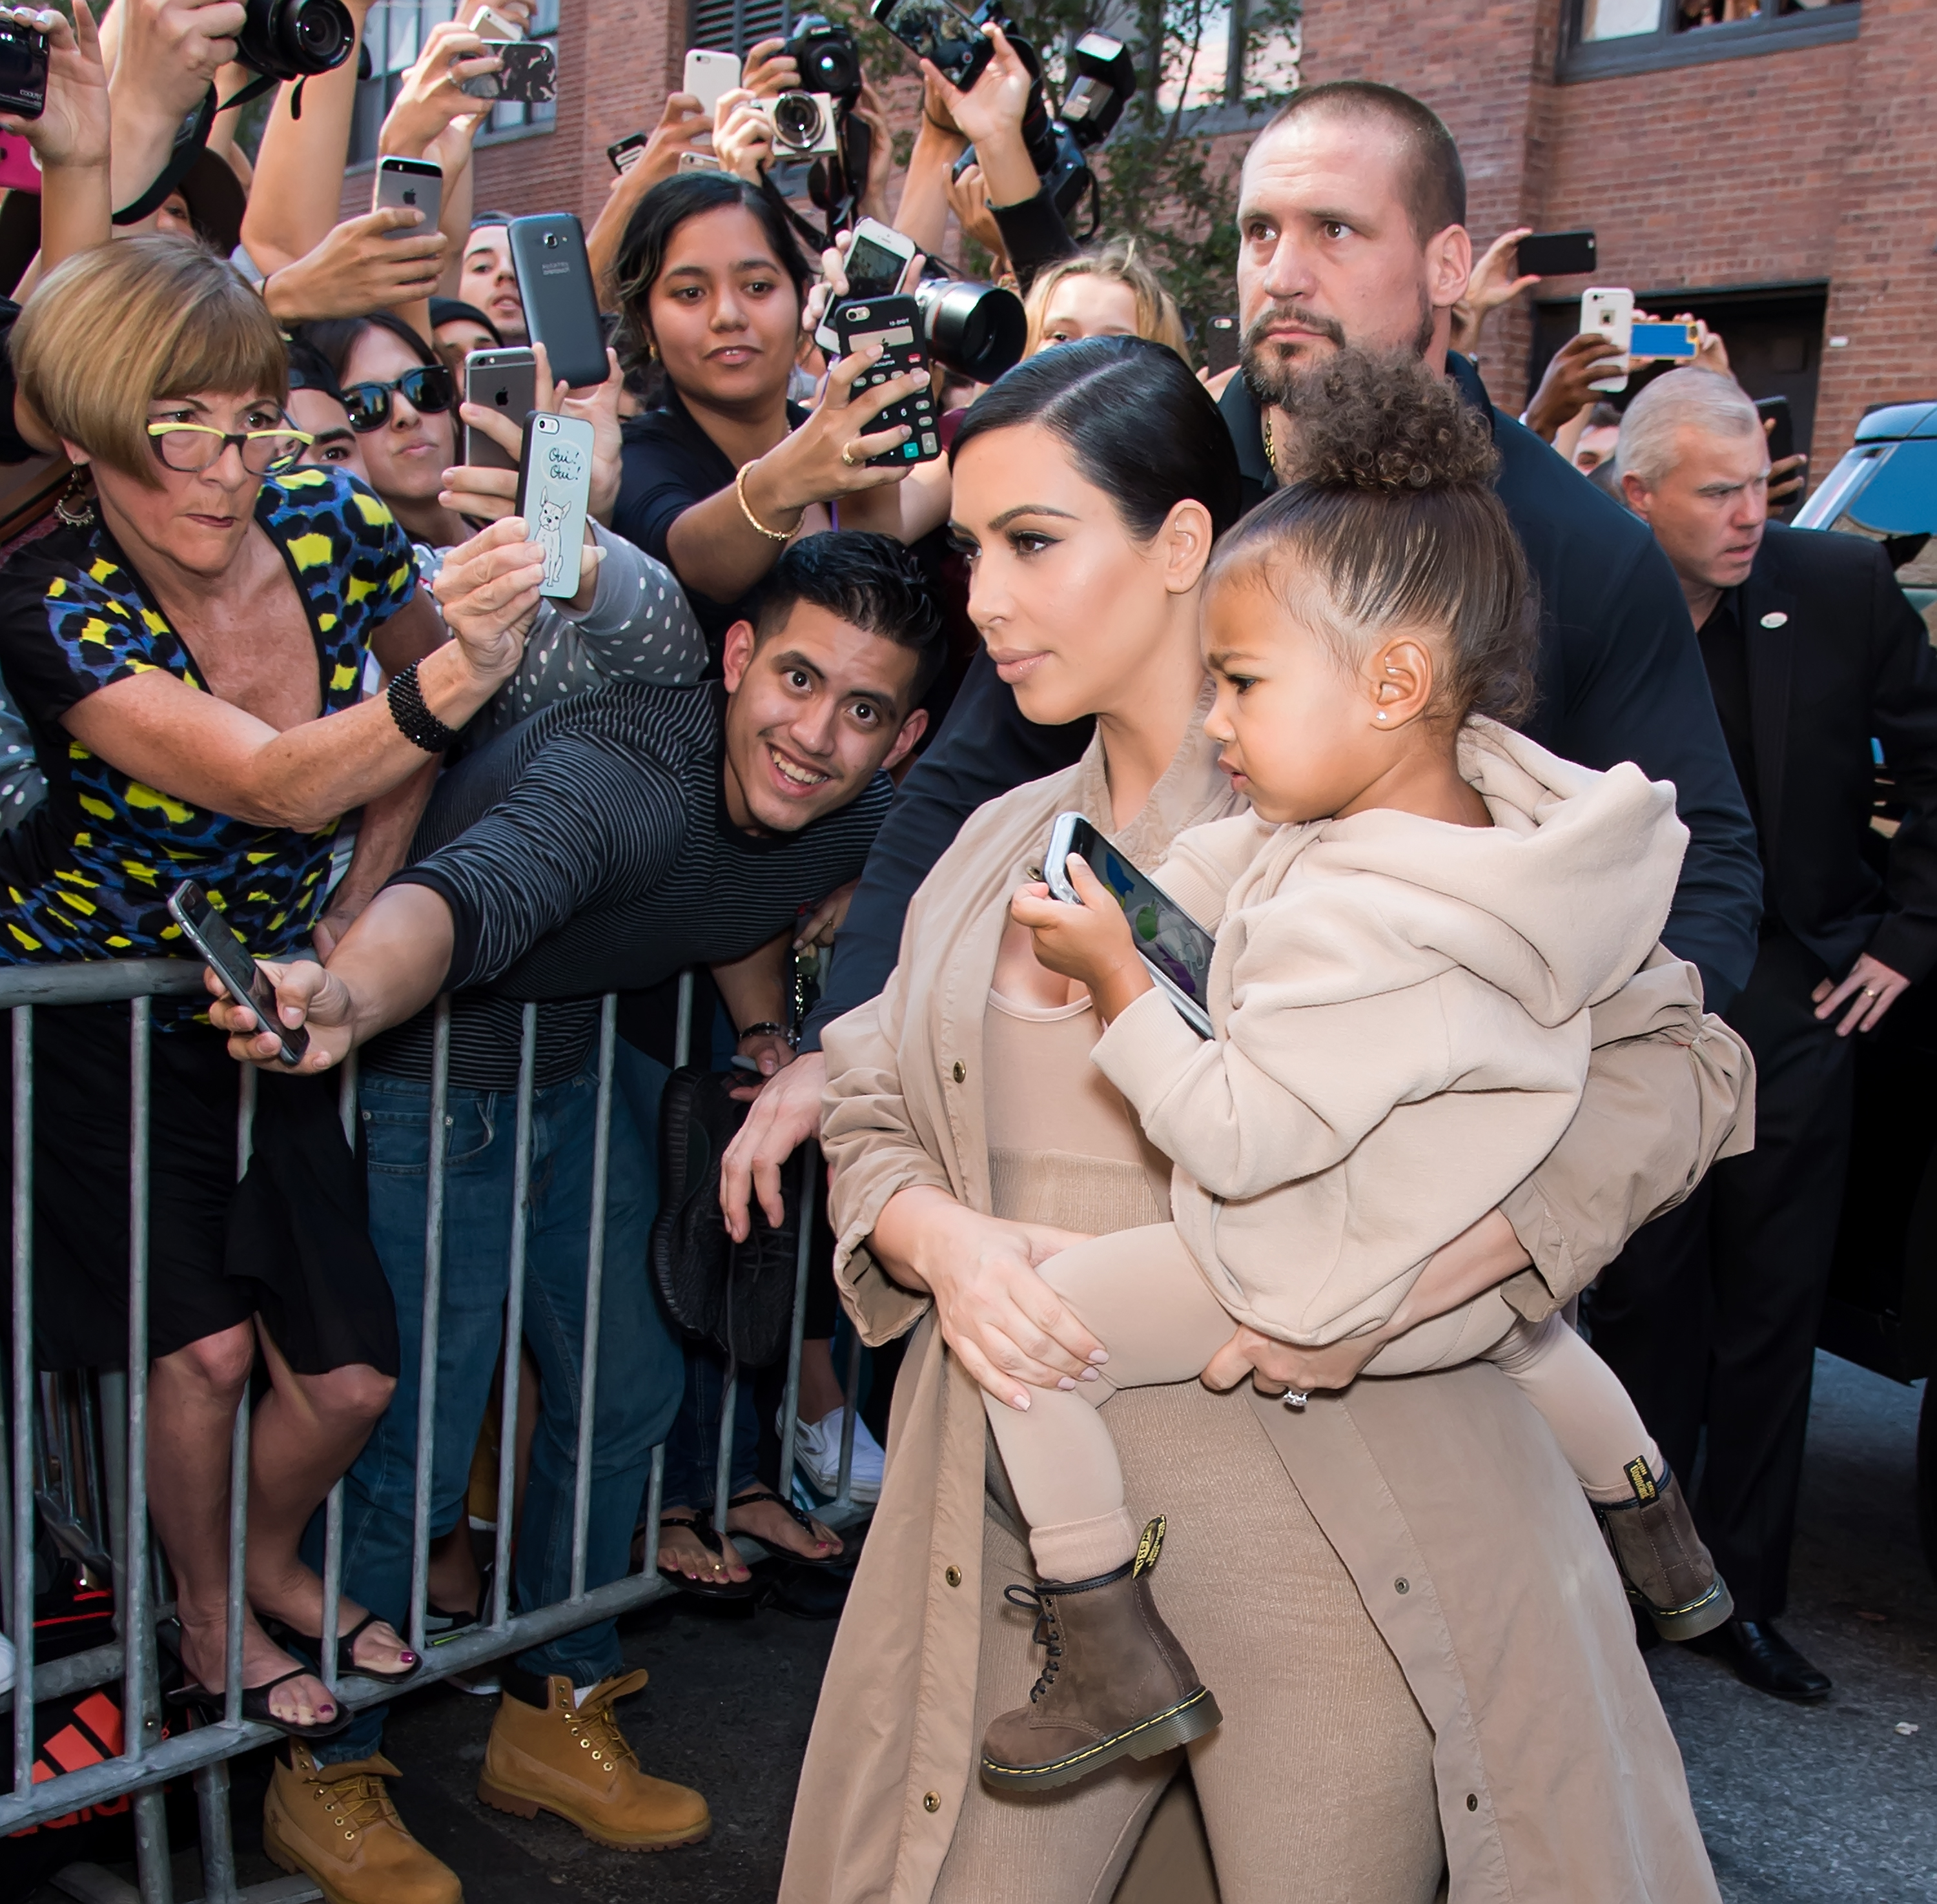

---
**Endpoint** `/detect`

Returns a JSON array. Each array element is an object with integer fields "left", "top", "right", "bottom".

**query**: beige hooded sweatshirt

[{"left": 1091, "top": 717, "right": 1689, "bottom": 1364}]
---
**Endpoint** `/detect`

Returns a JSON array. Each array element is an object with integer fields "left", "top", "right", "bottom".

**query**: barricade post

[{"left": 0, "top": 959, "right": 861, "bottom": 1898}]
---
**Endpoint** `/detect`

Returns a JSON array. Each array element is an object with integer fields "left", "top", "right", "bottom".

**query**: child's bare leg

[
  {"left": 1487, "top": 1313, "right": 1663, "bottom": 1501},
  {"left": 982, "top": 1223, "right": 1236, "bottom": 1581}
]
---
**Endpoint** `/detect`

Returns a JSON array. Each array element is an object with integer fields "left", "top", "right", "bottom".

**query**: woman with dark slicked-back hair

[{"left": 784, "top": 339, "right": 1736, "bottom": 1904}]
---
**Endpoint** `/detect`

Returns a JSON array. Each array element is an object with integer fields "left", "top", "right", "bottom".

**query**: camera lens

[
  {"left": 773, "top": 92, "right": 825, "bottom": 150},
  {"left": 237, "top": 0, "right": 353, "bottom": 80},
  {"left": 543, "top": 231, "right": 562, "bottom": 248},
  {"left": 912, "top": 278, "right": 1027, "bottom": 384}
]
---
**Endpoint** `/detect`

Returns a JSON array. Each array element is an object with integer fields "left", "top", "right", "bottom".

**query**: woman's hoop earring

[{"left": 54, "top": 466, "right": 96, "bottom": 529}]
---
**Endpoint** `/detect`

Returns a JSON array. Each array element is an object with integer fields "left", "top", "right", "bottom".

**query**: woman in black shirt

[{"left": 610, "top": 174, "right": 930, "bottom": 657}]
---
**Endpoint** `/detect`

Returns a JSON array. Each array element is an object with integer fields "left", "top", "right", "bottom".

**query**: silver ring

[{"left": 1282, "top": 1390, "right": 1309, "bottom": 1410}]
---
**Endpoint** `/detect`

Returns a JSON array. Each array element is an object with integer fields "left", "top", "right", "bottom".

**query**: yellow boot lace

[
  {"left": 559, "top": 1677, "right": 643, "bottom": 1777},
  {"left": 309, "top": 1768, "right": 402, "bottom": 1846}
]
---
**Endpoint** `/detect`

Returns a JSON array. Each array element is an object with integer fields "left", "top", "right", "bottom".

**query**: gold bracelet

[{"left": 735, "top": 461, "right": 793, "bottom": 544}]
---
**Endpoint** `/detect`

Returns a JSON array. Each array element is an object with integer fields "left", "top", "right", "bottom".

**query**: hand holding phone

[
  {"left": 373, "top": 156, "right": 442, "bottom": 238},
  {"left": 1579, "top": 287, "right": 1634, "bottom": 394},
  {"left": 169, "top": 882, "right": 311, "bottom": 1068},
  {"left": 464, "top": 346, "right": 537, "bottom": 471},
  {"left": 515, "top": 411, "right": 595, "bottom": 599},
  {"left": 1043, "top": 814, "right": 1215, "bottom": 1037},
  {"left": 507, "top": 213, "right": 606, "bottom": 389}
]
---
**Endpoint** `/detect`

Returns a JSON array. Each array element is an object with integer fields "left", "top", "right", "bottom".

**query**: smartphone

[
  {"left": 608, "top": 131, "right": 648, "bottom": 173},
  {"left": 845, "top": 218, "right": 917, "bottom": 298},
  {"left": 1630, "top": 320, "right": 1697, "bottom": 360},
  {"left": 1204, "top": 314, "right": 1240, "bottom": 378},
  {"left": 871, "top": 0, "right": 994, "bottom": 92},
  {"left": 460, "top": 39, "right": 557, "bottom": 101},
  {"left": 464, "top": 346, "right": 537, "bottom": 471},
  {"left": 677, "top": 149, "right": 723, "bottom": 172},
  {"left": 683, "top": 46, "right": 741, "bottom": 117},
  {"left": 1580, "top": 287, "right": 1634, "bottom": 394},
  {"left": 515, "top": 412, "right": 595, "bottom": 600},
  {"left": 1515, "top": 229, "right": 1596, "bottom": 278},
  {"left": 1756, "top": 394, "right": 1795, "bottom": 467},
  {"left": 507, "top": 213, "right": 607, "bottom": 389},
  {"left": 471, "top": 3, "right": 523, "bottom": 36},
  {"left": 373, "top": 156, "right": 442, "bottom": 237},
  {"left": 832, "top": 296, "right": 940, "bottom": 467},
  {"left": 0, "top": 130, "right": 39, "bottom": 194},
  {"left": 0, "top": 19, "right": 47, "bottom": 120},
  {"left": 167, "top": 882, "right": 311, "bottom": 1068},
  {"left": 1044, "top": 814, "right": 1215, "bottom": 1039}
]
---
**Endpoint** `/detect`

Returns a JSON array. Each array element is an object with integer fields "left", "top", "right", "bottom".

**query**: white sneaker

[{"left": 783, "top": 1406, "right": 885, "bottom": 1505}]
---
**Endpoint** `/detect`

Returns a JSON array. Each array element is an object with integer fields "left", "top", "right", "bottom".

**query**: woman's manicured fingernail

[
  {"left": 1012, "top": 1391, "right": 1029, "bottom": 1410},
  {"left": 1080, "top": 1367, "right": 1100, "bottom": 1381},
  {"left": 1058, "top": 1376, "right": 1076, "bottom": 1390},
  {"left": 1089, "top": 1348, "right": 1109, "bottom": 1363}
]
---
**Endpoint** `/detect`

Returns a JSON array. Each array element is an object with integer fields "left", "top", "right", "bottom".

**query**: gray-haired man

[{"left": 1589, "top": 368, "right": 1937, "bottom": 1701}]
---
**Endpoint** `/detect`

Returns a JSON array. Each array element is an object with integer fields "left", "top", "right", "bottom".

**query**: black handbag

[{"left": 650, "top": 1067, "right": 803, "bottom": 1368}]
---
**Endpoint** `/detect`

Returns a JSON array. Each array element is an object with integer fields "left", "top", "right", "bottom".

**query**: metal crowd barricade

[{"left": 1, "top": 959, "right": 865, "bottom": 1903}]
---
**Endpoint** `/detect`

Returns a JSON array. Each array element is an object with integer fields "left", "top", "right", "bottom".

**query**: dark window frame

[{"left": 1559, "top": 0, "right": 1859, "bottom": 82}]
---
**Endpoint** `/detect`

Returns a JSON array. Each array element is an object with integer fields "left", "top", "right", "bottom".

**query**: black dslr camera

[
  {"left": 237, "top": 0, "right": 355, "bottom": 81},
  {"left": 872, "top": 0, "right": 1138, "bottom": 229}
]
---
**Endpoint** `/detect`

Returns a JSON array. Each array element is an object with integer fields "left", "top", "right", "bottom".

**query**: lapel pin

[{"left": 1759, "top": 611, "right": 1788, "bottom": 629}]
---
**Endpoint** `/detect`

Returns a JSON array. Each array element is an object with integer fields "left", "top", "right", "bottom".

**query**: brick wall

[
  {"left": 1297, "top": 0, "right": 1929, "bottom": 463},
  {"left": 1815, "top": 0, "right": 1937, "bottom": 467}
]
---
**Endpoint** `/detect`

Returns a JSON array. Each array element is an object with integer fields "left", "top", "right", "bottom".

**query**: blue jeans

[{"left": 316, "top": 1047, "right": 681, "bottom": 1763}]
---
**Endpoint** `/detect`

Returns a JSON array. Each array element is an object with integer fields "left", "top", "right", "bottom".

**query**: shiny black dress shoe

[{"left": 1689, "top": 1617, "right": 1830, "bottom": 1702}]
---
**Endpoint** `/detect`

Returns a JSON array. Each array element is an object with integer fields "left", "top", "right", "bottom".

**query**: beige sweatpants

[{"left": 985, "top": 1221, "right": 1661, "bottom": 1582}]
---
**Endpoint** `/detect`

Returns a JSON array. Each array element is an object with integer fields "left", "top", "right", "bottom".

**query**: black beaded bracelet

[
  {"left": 738, "top": 1021, "right": 793, "bottom": 1045},
  {"left": 387, "top": 660, "right": 461, "bottom": 753}
]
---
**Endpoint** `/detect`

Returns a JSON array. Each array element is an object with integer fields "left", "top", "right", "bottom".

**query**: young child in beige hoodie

[{"left": 978, "top": 354, "right": 1733, "bottom": 1795}]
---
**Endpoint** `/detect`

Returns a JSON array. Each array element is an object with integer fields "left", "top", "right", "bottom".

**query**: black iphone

[
  {"left": 167, "top": 881, "right": 311, "bottom": 1067},
  {"left": 832, "top": 296, "right": 941, "bottom": 467},
  {"left": 507, "top": 213, "right": 608, "bottom": 391},
  {"left": 871, "top": 0, "right": 994, "bottom": 92},
  {"left": 1515, "top": 230, "right": 1597, "bottom": 278}
]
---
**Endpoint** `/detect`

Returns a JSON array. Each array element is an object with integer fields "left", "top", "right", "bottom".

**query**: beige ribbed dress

[{"left": 927, "top": 991, "right": 1445, "bottom": 1904}]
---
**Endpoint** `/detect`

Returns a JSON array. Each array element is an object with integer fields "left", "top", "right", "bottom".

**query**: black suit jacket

[
  {"left": 1736, "top": 523, "right": 1937, "bottom": 983},
  {"left": 803, "top": 354, "right": 1765, "bottom": 1042}
]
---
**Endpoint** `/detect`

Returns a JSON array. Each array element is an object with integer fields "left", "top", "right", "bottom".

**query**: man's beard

[{"left": 1239, "top": 290, "right": 1438, "bottom": 416}]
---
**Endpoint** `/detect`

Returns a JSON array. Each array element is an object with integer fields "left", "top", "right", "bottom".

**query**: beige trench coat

[{"left": 786, "top": 709, "right": 1752, "bottom": 1904}]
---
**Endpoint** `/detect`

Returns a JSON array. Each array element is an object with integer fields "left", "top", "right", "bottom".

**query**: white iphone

[
  {"left": 684, "top": 46, "right": 741, "bottom": 118},
  {"left": 1579, "top": 286, "right": 1635, "bottom": 394},
  {"left": 515, "top": 412, "right": 596, "bottom": 600}
]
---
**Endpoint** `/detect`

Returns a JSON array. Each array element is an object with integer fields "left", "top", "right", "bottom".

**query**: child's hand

[{"left": 1009, "top": 854, "right": 1154, "bottom": 1021}]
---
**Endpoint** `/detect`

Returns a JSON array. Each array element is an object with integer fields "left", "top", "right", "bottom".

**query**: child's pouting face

[{"left": 1201, "top": 567, "right": 1450, "bottom": 828}]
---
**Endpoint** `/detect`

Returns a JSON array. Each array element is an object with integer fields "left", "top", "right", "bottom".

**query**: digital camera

[
  {"left": 237, "top": 0, "right": 354, "bottom": 81},
  {"left": 753, "top": 91, "right": 841, "bottom": 158}
]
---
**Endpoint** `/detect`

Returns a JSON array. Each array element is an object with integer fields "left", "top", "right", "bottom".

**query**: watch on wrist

[{"left": 737, "top": 1021, "right": 793, "bottom": 1045}]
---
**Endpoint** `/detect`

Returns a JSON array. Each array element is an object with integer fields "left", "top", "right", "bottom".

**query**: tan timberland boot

[
  {"left": 477, "top": 1669, "right": 712, "bottom": 1850},
  {"left": 981, "top": 1518, "right": 1220, "bottom": 1794},
  {"left": 1595, "top": 1460, "right": 1735, "bottom": 1642},
  {"left": 262, "top": 1745, "right": 462, "bottom": 1904}
]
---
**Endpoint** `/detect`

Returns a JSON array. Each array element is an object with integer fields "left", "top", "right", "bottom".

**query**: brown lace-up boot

[
  {"left": 981, "top": 1517, "right": 1220, "bottom": 1794},
  {"left": 478, "top": 1670, "right": 711, "bottom": 1850},
  {"left": 1595, "top": 1460, "right": 1734, "bottom": 1641},
  {"left": 262, "top": 1745, "right": 462, "bottom": 1904}
]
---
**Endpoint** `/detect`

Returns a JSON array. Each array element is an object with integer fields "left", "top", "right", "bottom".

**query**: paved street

[{"left": 35, "top": 1352, "right": 1937, "bottom": 1903}]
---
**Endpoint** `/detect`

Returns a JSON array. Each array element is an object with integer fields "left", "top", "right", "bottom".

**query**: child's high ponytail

[{"left": 1211, "top": 351, "right": 1540, "bottom": 726}]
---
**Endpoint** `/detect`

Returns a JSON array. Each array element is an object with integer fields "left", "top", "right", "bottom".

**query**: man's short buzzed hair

[
  {"left": 751, "top": 531, "right": 948, "bottom": 699},
  {"left": 1262, "top": 81, "right": 1466, "bottom": 245}
]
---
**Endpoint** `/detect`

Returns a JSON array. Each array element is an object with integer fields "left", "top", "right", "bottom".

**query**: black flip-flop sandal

[
  {"left": 169, "top": 1667, "right": 353, "bottom": 1741},
  {"left": 280, "top": 1610, "right": 422, "bottom": 1687},
  {"left": 726, "top": 1487, "right": 844, "bottom": 1569},
  {"left": 653, "top": 1510, "right": 757, "bottom": 1600}
]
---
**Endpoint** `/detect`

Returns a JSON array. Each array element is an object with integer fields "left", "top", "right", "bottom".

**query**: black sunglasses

[{"left": 342, "top": 364, "right": 456, "bottom": 433}]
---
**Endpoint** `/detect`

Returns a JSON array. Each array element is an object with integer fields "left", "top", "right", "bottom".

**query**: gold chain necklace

[{"left": 1261, "top": 409, "right": 1280, "bottom": 482}]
